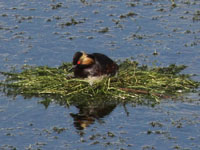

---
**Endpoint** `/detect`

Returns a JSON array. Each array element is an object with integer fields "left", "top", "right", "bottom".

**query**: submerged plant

[{"left": 0, "top": 60, "right": 199, "bottom": 106}]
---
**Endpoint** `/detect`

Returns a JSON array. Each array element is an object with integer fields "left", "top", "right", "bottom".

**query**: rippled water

[{"left": 0, "top": 0, "right": 200, "bottom": 150}]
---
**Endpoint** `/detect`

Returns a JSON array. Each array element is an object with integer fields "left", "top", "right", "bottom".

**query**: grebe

[{"left": 72, "top": 51, "right": 118, "bottom": 78}]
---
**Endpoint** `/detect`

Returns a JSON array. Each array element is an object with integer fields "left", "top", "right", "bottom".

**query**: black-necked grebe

[{"left": 72, "top": 51, "right": 118, "bottom": 78}]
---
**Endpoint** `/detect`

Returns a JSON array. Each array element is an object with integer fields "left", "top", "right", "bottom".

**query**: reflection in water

[{"left": 70, "top": 100, "right": 116, "bottom": 130}]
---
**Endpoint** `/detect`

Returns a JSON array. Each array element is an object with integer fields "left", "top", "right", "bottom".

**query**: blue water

[{"left": 0, "top": 0, "right": 200, "bottom": 149}]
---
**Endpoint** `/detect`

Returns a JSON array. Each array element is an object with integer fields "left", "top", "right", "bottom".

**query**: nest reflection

[{"left": 70, "top": 100, "right": 116, "bottom": 130}]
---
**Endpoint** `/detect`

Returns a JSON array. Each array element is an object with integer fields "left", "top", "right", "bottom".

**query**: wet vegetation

[
  {"left": 193, "top": 10, "right": 200, "bottom": 21},
  {"left": 0, "top": 60, "right": 199, "bottom": 107},
  {"left": 1, "top": 0, "right": 200, "bottom": 149},
  {"left": 59, "top": 18, "right": 86, "bottom": 27}
]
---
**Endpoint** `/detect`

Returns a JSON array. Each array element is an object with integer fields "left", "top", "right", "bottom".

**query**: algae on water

[{"left": 0, "top": 60, "right": 199, "bottom": 106}]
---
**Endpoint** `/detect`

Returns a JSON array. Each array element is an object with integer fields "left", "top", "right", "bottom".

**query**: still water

[{"left": 0, "top": 0, "right": 200, "bottom": 150}]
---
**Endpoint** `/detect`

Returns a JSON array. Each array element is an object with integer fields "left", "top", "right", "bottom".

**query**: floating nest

[{"left": 0, "top": 60, "right": 199, "bottom": 106}]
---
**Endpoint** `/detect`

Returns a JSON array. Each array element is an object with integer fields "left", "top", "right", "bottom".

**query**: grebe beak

[{"left": 68, "top": 65, "right": 76, "bottom": 72}]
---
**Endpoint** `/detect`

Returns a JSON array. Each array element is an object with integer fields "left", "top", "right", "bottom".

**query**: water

[{"left": 0, "top": 0, "right": 200, "bottom": 149}]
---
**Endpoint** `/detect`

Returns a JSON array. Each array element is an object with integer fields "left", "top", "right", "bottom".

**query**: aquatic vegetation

[
  {"left": 51, "top": 2, "right": 63, "bottom": 9},
  {"left": 193, "top": 10, "right": 200, "bottom": 22},
  {"left": 119, "top": 11, "right": 137, "bottom": 19},
  {"left": 0, "top": 60, "right": 199, "bottom": 106},
  {"left": 59, "top": 18, "right": 86, "bottom": 27},
  {"left": 98, "top": 27, "right": 109, "bottom": 33}
]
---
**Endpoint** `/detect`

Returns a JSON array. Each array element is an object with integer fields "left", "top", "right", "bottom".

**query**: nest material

[{"left": 0, "top": 60, "right": 199, "bottom": 105}]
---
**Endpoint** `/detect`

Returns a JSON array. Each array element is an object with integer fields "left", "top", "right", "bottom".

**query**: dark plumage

[{"left": 72, "top": 51, "right": 118, "bottom": 78}]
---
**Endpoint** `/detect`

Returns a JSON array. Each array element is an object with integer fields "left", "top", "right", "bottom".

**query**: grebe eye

[{"left": 77, "top": 61, "right": 81, "bottom": 64}]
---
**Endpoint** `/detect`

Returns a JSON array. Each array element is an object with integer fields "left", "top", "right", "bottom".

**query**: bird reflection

[{"left": 70, "top": 100, "right": 116, "bottom": 130}]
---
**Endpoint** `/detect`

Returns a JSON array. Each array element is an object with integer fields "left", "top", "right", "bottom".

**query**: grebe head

[{"left": 73, "top": 51, "right": 94, "bottom": 66}]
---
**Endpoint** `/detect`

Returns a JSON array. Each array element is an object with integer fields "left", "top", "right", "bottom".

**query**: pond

[{"left": 0, "top": 0, "right": 200, "bottom": 150}]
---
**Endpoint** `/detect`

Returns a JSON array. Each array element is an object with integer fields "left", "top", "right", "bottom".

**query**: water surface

[{"left": 0, "top": 0, "right": 200, "bottom": 150}]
